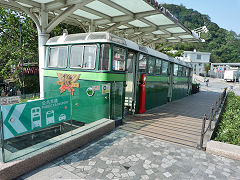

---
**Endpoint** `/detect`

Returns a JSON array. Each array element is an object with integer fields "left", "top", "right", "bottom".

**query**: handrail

[{"left": 197, "top": 88, "right": 227, "bottom": 150}]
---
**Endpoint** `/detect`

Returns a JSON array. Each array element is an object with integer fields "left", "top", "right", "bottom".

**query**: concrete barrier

[
  {"left": 0, "top": 119, "right": 115, "bottom": 180},
  {"left": 206, "top": 140, "right": 240, "bottom": 161}
]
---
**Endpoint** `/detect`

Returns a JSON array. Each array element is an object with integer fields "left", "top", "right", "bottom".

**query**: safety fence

[
  {"left": 198, "top": 88, "right": 227, "bottom": 150},
  {"left": 0, "top": 83, "right": 112, "bottom": 162}
]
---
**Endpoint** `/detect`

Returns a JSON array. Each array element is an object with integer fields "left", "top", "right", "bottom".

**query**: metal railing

[{"left": 198, "top": 88, "right": 227, "bottom": 150}]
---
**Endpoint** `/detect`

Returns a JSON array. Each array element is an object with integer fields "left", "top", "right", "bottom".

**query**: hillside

[{"left": 161, "top": 4, "right": 240, "bottom": 63}]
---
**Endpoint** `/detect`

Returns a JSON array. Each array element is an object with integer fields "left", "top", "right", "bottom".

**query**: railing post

[
  {"left": 1, "top": 103, "right": 5, "bottom": 162},
  {"left": 219, "top": 96, "right": 221, "bottom": 105},
  {"left": 209, "top": 104, "right": 213, "bottom": 130},
  {"left": 214, "top": 101, "right": 217, "bottom": 119},
  {"left": 198, "top": 114, "right": 207, "bottom": 150}
]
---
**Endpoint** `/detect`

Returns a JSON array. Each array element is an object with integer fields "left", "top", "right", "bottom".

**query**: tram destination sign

[{"left": 1, "top": 96, "right": 71, "bottom": 140}]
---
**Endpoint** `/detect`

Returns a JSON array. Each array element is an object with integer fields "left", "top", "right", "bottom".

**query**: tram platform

[{"left": 121, "top": 90, "right": 220, "bottom": 148}]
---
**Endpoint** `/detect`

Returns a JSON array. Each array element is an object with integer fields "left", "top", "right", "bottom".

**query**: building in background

[
  {"left": 179, "top": 50, "right": 211, "bottom": 75},
  {"left": 210, "top": 63, "right": 240, "bottom": 79}
]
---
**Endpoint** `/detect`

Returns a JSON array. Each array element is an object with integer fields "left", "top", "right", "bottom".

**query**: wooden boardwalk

[{"left": 120, "top": 91, "right": 220, "bottom": 148}]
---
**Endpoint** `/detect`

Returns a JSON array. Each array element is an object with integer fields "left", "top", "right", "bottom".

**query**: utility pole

[{"left": 19, "top": 13, "right": 25, "bottom": 97}]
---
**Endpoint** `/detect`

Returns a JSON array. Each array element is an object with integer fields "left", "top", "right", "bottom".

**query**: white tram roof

[{"left": 46, "top": 32, "right": 191, "bottom": 68}]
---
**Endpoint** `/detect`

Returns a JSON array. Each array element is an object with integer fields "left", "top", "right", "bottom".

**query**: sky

[{"left": 160, "top": 0, "right": 240, "bottom": 35}]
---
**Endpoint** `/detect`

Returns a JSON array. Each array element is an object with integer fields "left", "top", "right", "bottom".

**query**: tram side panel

[
  {"left": 145, "top": 76, "right": 169, "bottom": 110},
  {"left": 172, "top": 76, "right": 189, "bottom": 101},
  {"left": 171, "top": 64, "right": 189, "bottom": 101},
  {"left": 44, "top": 71, "right": 111, "bottom": 123}
]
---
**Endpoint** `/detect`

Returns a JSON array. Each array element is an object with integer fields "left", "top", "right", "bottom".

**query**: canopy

[
  {"left": 0, "top": 0, "right": 200, "bottom": 46},
  {"left": 0, "top": 0, "right": 201, "bottom": 98}
]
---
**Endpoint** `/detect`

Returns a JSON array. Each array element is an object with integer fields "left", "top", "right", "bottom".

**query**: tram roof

[
  {"left": 46, "top": 32, "right": 192, "bottom": 68},
  {"left": 1, "top": 0, "right": 201, "bottom": 46}
]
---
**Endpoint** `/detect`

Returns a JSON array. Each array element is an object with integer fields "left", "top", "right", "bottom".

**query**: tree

[
  {"left": 0, "top": 8, "right": 38, "bottom": 90},
  {"left": 204, "top": 63, "right": 211, "bottom": 76},
  {"left": 160, "top": 4, "right": 240, "bottom": 63},
  {"left": 0, "top": 7, "right": 84, "bottom": 94}
]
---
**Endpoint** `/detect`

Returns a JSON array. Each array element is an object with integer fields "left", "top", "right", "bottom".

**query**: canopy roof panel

[{"left": 0, "top": 0, "right": 202, "bottom": 48}]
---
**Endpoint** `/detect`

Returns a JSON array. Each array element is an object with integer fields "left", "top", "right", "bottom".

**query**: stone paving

[
  {"left": 19, "top": 79, "right": 240, "bottom": 180},
  {"left": 19, "top": 130, "right": 240, "bottom": 180}
]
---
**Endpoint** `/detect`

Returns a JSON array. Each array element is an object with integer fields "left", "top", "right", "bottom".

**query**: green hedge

[{"left": 214, "top": 92, "right": 240, "bottom": 145}]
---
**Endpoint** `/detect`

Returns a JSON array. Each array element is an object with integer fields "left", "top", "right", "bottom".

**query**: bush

[
  {"left": 19, "top": 95, "right": 40, "bottom": 103},
  {"left": 214, "top": 92, "right": 240, "bottom": 145}
]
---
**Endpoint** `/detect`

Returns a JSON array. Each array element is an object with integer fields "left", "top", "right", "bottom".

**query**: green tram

[{"left": 44, "top": 32, "right": 192, "bottom": 125}]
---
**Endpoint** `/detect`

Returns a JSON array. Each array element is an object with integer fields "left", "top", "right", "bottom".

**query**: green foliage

[
  {"left": 214, "top": 92, "right": 240, "bottom": 145},
  {"left": 161, "top": 4, "right": 240, "bottom": 63},
  {"left": 49, "top": 23, "right": 85, "bottom": 37},
  {"left": 0, "top": 8, "right": 84, "bottom": 94},
  {"left": 24, "top": 75, "right": 39, "bottom": 94},
  {"left": 203, "top": 63, "right": 210, "bottom": 76},
  {"left": 0, "top": 8, "right": 38, "bottom": 87},
  {"left": 156, "top": 45, "right": 184, "bottom": 57},
  {"left": 19, "top": 95, "right": 40, "bottom": 103}
]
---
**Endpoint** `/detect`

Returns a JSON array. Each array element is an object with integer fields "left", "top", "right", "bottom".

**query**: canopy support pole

[
  {"left": 89, "top": 19, "right": 95, "bottom": 32},
  {"left": 38, "top": 4, "right": 50, "bottom": 98}
]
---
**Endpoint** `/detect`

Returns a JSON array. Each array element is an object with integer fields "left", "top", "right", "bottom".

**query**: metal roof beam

[
  {"left": 139, "top": 18, "right": 171, "bottom": 35},
  {"left": 47, "top": 4, "right": 79, "bottom": 33},
  {"left": 144, "top": 38, "right": 167, "bottom": 46},
  {"left": 0, "top": 1, "right": 21, "bottom": 11},
  {"left": 98, "top": 0, "right": 134, "bottom": 17},
  {"left": 46, "top": 0, "right": 94, "bottom": 33},
  {"left": 95, "top": 10, "right": 158, "bottom": 25},
  {"left": 16, "top": 0, "right": 41, "bottom": 8},
  {"left": 52, "top": 9, "right": 91, "bottom": 22},
  {"left": 46, "top": 0, "right": 84, "bottom": 10},
  {"left": 121, "top": 25, "right": 178, "bottom": 34},
  {"left": 70, "top": 18, "right": 87, "bottom": 32},
  {"left": 80, "top": 6, "right": 112, "bottom": 21},
  {"left": 103, "top": 22, "right": 124, "bottom": 32},
  {"left": 8, "top": 0, "right": 41, "bottom": 30}
]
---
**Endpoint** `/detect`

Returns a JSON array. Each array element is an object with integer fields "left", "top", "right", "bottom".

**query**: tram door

[{"left": 125, "top": 51, "right": 137, "bottom": 112}]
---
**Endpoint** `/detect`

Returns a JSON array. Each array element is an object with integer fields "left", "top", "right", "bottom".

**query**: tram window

[
  {"left": 183, "top": 67, "right": 187, "bottom": 77},
  {"left": 70, "top": 45, "right": 84, "bottom": 68},
  {"left": 174, "top": 64, "right": 178, "bottom": 76},
  {"left": 178, "top": 65, "right": 183, "bottom": 76},
  {"left": 162, "top": 61, "right": 169, "bottom": 75},
  {"left": 127, "top": 52, "right": 136, "bottom": 73},
  {"left": 147, "top": 57, "right": 155, "bottom": 75},
  {"left": 48, "top": 46, "right": 68, "bottom": 68},
  {"left": 155, "top": 59, "right": 162, "bottom": 75},
  {"left": 83, "top": 46, "right": 96, "bottom": 69},
  {"left": 70, "top": 45, "right": 96, "bottom": 69},
  {"left": 112, "top": 46, "right": 126, "bottom": 71},
  {"left": 139, "top": 54, "right": 147, "bottom": 73},
  {"left": 186, "top": 68, "right": 189, "bottom": 77},
  {"left": 99, "top": 44, "right": 110, "bottom": 71}
]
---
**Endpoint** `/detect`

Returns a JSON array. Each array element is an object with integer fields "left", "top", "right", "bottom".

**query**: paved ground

[{"left": 19, "top": 78, "right": 240, "bottom": 180}]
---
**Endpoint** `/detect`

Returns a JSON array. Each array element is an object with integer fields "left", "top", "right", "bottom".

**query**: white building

[{"left": 179, "top": 50, "right": 211, "bottom": 75}]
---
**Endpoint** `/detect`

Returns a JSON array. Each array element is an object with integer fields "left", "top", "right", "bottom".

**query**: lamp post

[{"left": 19, "top": 13, "right": 25, "bottom": 97}]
